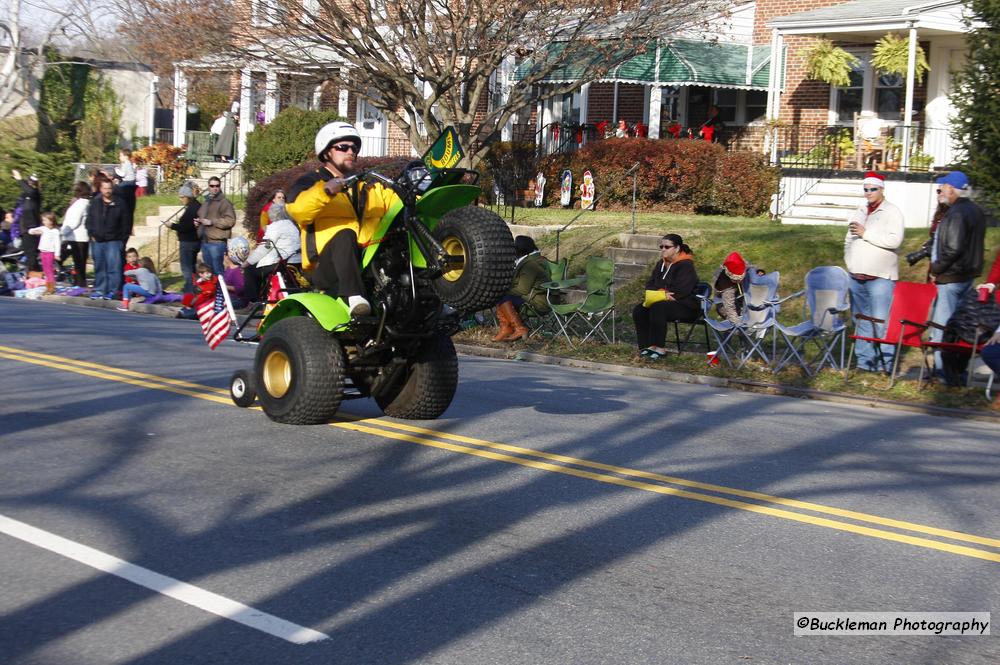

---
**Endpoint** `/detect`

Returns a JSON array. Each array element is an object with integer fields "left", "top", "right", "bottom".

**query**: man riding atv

[{"left": 286, "top": 121, "right": 396, "bottom": 317}]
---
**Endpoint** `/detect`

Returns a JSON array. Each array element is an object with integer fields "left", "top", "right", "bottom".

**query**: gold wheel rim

[
  {"left": 441, "top": 235, "right": 466, "bottom": 282},
  {"left": 262, "top": 350, "right": 292, "bottom": 398}
]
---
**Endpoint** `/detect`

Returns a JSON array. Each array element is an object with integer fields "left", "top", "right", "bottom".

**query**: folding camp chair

[
  {"left": 545, "top": 256, "right": 615, "bottom": 346},
  {"left": 666, "top": 282, "right": 711, "bottom": 354},
  {"left": 698, "top": 284, "right": 739, "bottom": 366},
  {"left": 918, "top": 326, "right": 991, "bottom": 389},
  {"left": 844, "top": 281, "right": 937, "bottom": 387},
  {"left": 734, "top": 269, "right": 781, "bottom": 368},
  {"left": 773, "top": 266, "right": 851, "bottom": 375},
  {"left": 521, "top": 257, "right": 567, "bottom": 336}
]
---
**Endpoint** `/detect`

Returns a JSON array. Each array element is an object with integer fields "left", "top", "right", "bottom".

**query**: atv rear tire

[
  {"left": 254, "top": 317, "right": 345, "bottom": 425},
  {"left": 375, "top": 335, "right": 458, "bottom": 419},
  {"left": 432, "top": 206, "right": 515, "bottom": 312}
]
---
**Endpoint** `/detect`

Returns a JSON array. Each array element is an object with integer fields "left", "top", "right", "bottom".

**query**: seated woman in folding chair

[
  {"left": 633, "top": 234, "right": 700, "bottom": 360},
  {"left": 491, "top": 235, "right": 549, "bottom": 342}
]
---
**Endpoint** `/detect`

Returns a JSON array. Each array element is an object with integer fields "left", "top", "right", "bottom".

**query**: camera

[{"left": 905, "top": 242, "right": 931, "bottom": 266}]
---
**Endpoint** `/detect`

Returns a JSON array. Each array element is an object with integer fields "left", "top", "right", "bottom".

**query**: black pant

[
  {"left": 243, "top": 264, "right": 277, "bottom": 302},
  {"left": 67, "top": 240, "right": 89, "bottom": 287},
  {"left": 633, "top": 301, "right": 699, "bottom": 349},
  {"left": 313, "top": 228, "right": 364, "bottom": 299},
  {"left": 21, "top": 232, "right": 39, "bottom": 271}
]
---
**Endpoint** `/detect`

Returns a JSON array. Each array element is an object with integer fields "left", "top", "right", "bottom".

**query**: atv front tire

[
  {"left": 254, "top": 317, "right": 345, "bottom": 424},
  {"left": 432, "top": 206, "right": 515, "bottom": 312},
  {"left": 375, "top": 335, "right": 458, "bottom": 419}
]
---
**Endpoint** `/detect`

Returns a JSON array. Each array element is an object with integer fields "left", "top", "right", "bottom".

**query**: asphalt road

[{"left": 1, "top": 297, "right": 999, "bottom": 665}]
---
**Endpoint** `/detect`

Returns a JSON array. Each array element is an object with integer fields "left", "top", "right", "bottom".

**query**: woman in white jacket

[
  {"left": 242, "top": 201, "right": 301, "bottom": 303},
  {"left": 61, "top": 181, "right": 93, "bottom": 287}
]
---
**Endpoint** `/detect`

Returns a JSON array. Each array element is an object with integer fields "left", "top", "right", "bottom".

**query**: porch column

[
  {"left": 264, "top": 69, "right": 280, "bottom": 123},
  {"left": 648, "top": 86, "right": 662, "bottom": 139},
  {"left": 901, "top": 24, "right": 918, "bottom": 170},
  {"left": 612, "top": 82, "right": 619, "bottom": 122},
  {"left": 147, "top": 75, "right": 158, "bottom": 145},
  {"left": 172, "top": 67, "right": 187, "bottom": 148},
  {"left": 500, "top": 55, "right": 515, "bottom": 141},
  {"left": 338, "top": 88, "right": 349, "bottom": 118},
  {"left": 237, "top": 68, "right": 252, "bottom": 160}
]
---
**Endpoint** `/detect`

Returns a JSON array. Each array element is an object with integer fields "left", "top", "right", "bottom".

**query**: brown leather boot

[
  {"left": 492, "top": 304, "right": 514, "bottom": 341},
  {"left": 500, "top": 300, "right": 529, "bottom": 341},
  {"left": 45, "top": 281, "right": 55, "bottom": 295}
]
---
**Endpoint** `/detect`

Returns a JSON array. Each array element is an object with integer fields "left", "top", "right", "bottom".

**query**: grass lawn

[{"left": 458, "top": 206, "right": 1000, "bottom": 413}]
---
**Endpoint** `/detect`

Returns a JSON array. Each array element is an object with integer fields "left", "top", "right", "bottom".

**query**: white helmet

[{"left": 314, "top": 121, "right": 362, "bottom": 160}]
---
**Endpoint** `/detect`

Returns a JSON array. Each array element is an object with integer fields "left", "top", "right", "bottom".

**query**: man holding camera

[
  {"left": 926, "top": 171, "right": 986, "bottom": 372},
  {"left": 844, "top": 172, "right": 905, "bottom": 372}
]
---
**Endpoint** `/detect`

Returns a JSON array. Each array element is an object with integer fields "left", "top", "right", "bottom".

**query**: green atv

[{"left": 229, "top": 129, "right": 515, "bottom": 424}]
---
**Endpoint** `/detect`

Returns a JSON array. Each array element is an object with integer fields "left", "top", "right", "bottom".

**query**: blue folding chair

[
  {"left": 734, "top": 269, "right": 781, "bottom": 369},
  {"left": 774, "top": 266, "right": 852, "bottom": 375}
]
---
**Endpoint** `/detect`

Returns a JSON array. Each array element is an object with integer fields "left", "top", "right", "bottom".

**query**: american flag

[{"left": 197, "top": 281, "right": 230, "bottom": 350}]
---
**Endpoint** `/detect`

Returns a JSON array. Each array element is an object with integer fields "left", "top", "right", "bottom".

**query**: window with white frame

[
  {"left": 833, "top": 55, "right": 865, "bottom": 123},
  {"left": 875, "top": 72, "right": 903, "bottom": 121},
  {"left": 713, "top": 89, "right": 738, "bottom": 122},
  {"left": 744, "top": 90, "right": 767, "bottom": 123}
]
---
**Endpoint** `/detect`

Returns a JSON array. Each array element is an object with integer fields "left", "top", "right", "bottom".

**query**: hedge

[
  {"left": 0, "top": 144, "right": 76, "bottom": 215},
  {"left": 525, "top": 138, "right": 779, "bottom": 217}
]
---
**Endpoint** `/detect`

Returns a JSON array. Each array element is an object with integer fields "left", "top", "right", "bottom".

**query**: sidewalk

[{"left": 24, "top": 292, "right": 1000, "bottom": 424}]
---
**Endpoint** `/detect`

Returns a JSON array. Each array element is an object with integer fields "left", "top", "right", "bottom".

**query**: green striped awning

[{"left": 513, "top": 39, "right": 785, "bottom": 90}]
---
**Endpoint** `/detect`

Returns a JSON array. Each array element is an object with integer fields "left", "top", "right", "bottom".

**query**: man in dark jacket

[
  {"left": 86, "top": 180, "right": 128, "bottom": 300},
  {"left": 928, "top": 171, "right": 987, "bottom": 371}
]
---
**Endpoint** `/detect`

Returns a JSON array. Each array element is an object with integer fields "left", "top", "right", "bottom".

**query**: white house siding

[
  {"left": 104, "top": 65, "right": 157, "bottom": 142},
  {"left": 677, "top": 1, "right": 756, "bottom": 44}
]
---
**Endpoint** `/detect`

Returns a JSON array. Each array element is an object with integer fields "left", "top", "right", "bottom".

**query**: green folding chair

[
  {"left": 544, "top": 256, "right": 616, "bottom": 346},
  {"left": 521, "top": 257, "right": 567, "bottom": 336}
]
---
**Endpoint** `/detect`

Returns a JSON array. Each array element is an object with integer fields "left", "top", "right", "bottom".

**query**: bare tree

[{"left": 120, "top": 0, "right": 727, "bottom": 164}]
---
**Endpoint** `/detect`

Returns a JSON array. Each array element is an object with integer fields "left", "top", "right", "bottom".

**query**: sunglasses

[
  {"left": 659, "top": 244, "right": 675, "bottom": 249},
  {"left": 862, "top": 187, "right": 881, "bottom": 193},
  {"left": 208, "top": 183, "right": 221, "bottom": 188},
  {"left": 331, "top": 143, "right": 360, "bottom": 154}
]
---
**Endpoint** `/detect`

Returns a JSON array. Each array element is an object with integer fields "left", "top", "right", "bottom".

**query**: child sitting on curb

[
  {"left": 118, "top": 257, "right": 163, "bottom": 311},
  {"left": 176, "top": 262, "right": 216, "bottom": 319}
]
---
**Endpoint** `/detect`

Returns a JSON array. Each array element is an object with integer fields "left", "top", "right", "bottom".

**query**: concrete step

[
  {"left": 780, "top": 213, "right": 850, "bottom": 226},
  {"left": 786, "top": 203, "right": 856, "bottom": 219},
  {"left": 607, "top": 246, "right": 659, "bottom": 265},
  {"left": 812, "top": 179, "right": 863, "bottom": 195},
  {"left": 612, "top": 262, "right": 649, "bottom": 282},
  {"left": 799, "top": 192, "right": 863, "bottom": 205},
  {"left": 616, "top": 233, "right": 664, "bottom": 250}
]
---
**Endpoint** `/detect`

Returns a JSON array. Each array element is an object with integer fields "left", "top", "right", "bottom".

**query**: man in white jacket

[{"left": 844, "top": 171, "right": 905, "bottom": 372}]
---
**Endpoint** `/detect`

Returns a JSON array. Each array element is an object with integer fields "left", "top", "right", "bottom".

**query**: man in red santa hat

[{"left": 844, "top": 171, "right": 905, "bottom": 372}]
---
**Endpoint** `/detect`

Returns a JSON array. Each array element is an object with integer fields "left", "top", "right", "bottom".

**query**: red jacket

[{"left": 985, "top": 249, "right": 1000, "bottom": 305}]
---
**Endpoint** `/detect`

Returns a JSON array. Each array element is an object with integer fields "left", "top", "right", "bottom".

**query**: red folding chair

[
  {"left": 918, "top": 327, "right": 990, "bottom": 389},
  {"left": 844, "top": 281, "right": 937, "bottom": 387}
]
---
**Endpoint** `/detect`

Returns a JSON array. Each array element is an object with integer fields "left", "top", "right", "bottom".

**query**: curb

[
  {"left": 453, "top": 344, "right": 1000, "bottom": 424},
  {"left": 40, "top": 294, "right": 182, "bottom": 318}
]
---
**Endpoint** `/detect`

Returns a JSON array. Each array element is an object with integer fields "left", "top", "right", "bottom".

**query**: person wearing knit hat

[
  {"left": 714, "top": 251, "right": 747, "bottom": 324},
  {"left": 844, "top": 171, "right": 905, "bottom": 372},
  {"left": 169, "top": 181, "right": 203, "bottom": 294}
]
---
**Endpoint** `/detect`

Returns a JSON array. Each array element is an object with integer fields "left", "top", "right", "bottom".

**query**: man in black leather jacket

[{"left": 928, "top": 171, "right": 987, "bottom": 371}]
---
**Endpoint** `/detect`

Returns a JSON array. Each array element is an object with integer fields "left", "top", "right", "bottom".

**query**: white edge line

[{"left": 0, "top": 513, "right": 330, "bottom": 645}]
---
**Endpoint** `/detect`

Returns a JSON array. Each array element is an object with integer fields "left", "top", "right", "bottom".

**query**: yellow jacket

[{"left": 285, "top": 168, "right": 399, "bottom": 271}]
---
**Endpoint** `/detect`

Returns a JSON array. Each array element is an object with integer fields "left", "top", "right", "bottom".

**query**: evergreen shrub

[
  {"left": 243, "top": 108, "right": 345, "bottom": 183},
  {"left": 0, "top": 145, "right": 76, "bottom": 214}
]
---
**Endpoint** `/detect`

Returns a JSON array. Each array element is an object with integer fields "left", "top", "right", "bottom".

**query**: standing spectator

[
  {"left": 197, "top": 176, "right": 236, "bottom": 275},
  {"left": 118, "top": 256, "right": 163, "bottom": 311},
  {"left": 116, "top": 148, "right": 138, "bottom": 236},
  {"left": 136, "top": 166, "right": 149, "bottom": 198},
  {"left": 977, "top": 249, "right": 1000, "bottom": 398},
  {"left": 11, "top": 170, "right": 41, "bottom": 271},
  {"left": 213, "top": 111, "right": 236, "bottom": 162},
  {"left": 27, "top": 211, "right": 61, "bottom": 294},
  {"left": 844, "top": 172, "right": 905, "bottom": 372},
  {"left": 928, "top": 171, "right": 987, "bottom": 372},
  {"left": 170, "top": 183, "right": 201, "bottom": 293},
  {"left": 632, "top": 234, "right": 700, "bottom": 360},
  {"left": 61, "top": 181, "right": 92, "bottom": 288},
  {"left": 699, "top": 105, "right": 723, "bottom": 143},
  {"left": 86, "top": 179, "right": 127, "bottom": 300}
]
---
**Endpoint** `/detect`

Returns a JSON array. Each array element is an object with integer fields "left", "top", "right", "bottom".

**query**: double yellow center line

[{"left": 2, "top": 344, "right": 999, "bottom": 564}]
